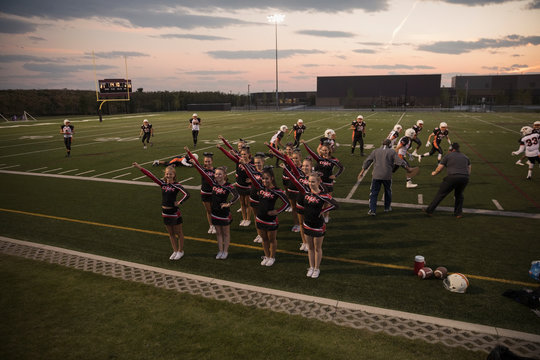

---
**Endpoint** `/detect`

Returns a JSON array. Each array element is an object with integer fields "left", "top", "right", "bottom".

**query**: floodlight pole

[{"left": 268, "top": 14, "right": 284, "bottom": 112}]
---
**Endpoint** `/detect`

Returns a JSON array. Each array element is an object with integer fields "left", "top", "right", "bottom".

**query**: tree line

[{"left": 0, "top": 89, "right": 250, "bottom": 117}]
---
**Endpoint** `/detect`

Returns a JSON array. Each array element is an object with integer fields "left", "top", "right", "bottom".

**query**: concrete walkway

[{"left": 1, "top": 236, "right": 539, "bottom": 358}]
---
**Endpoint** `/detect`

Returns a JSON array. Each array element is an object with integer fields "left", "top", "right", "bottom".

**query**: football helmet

[
  {"left": 533, "top": 121, "right": 540, "bottom": 128},
  {"left": 297, "top": 119, "right": 303, "bottom": 124},
  {"left": 439, "top": 122, "right": 448, "bottom": 129},
  {"left": 357, "top": 115, "right": 364, "bottom": 120},
  {"left": 192, "top": 113, "right": 198, "bottom": 117},
  {"left": 416, "top": 120, "right": 424, "bottom": 126},
  {"left": 521, "top": 126, "right": 533, "bottom": 136},
  {"left": 405, "top": 128, "right": 416, "bottom": 138},
  {"left": 280, "top": 125, "right": 288, "bottom": 132},
  {"left": 443, "top": 273, "right": 469, "bottom": 293},
  {"left": 324, "top": 129, "right": 335, "bottom": 138},
  {"left": 529, "top": 261, "right": 540, "bottom": 282},
  {"left": 64, "top": 119, "right": 70, "bottom": 125},
  {"left": 393, "top": 124, "right": 402, "bottom": 132},
  {"left": 143, "top": 119, "right": 149, "bottom": 123}
]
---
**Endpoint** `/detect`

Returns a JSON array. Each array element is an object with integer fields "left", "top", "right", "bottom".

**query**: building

[{"left": 316, "top": 74, "right": 441, "bottom": 108}]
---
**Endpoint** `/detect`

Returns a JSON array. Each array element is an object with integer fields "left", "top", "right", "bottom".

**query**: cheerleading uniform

[{"left": 303, "top": 142, "right": 344, "bottom": 193}]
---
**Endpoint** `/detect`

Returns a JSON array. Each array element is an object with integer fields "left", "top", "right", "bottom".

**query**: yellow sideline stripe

[{"left": 0, "top": 207, "right": 535, "bottom": 287}]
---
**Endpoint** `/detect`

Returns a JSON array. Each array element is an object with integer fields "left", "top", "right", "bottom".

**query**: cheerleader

[
  {"left": 186, "top": 147, "right": 239, "bottom": 260},
  {"left": 218, "top": 136, "right": 253, "bottom": 226},
  {"left": 302, "top": 140, "right": 344, "bottom": 222},
  {"left": 241, "top": 163, "right": 289, "bottom": 266},
  {"left": 196, "top": 152, "right": 217, "bottom": 234},
  {"left": 245, "top": 152, "right": 267, "bottom": 243},
  {"left": 132, "top": 162, "right": 190, "bottom": 260},
  {"left": 284, "top": 168, "right": 338, "bottom": 278}
]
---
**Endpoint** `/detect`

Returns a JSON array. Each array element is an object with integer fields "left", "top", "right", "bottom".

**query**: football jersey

[
  {"left": 387, "top": 130, "right": 399, "bottom": 146},
  {"left": 433, "top": 128, "right": 449, "bottom": 143},
  {"left": 270, "top": 130, "right": 285, "bottom": 145},
  {"left": 61, "top": 125, "right": 74, "bottom": 138},
  {"left": 351, "top": 120, "right": 366, "bottom": 136},
  {"left": 293, "top": 124, "right": 306, "bottom": 136},
  {"left": 397, "top": 136, "right": 412, "bottom": 157},
  {"left": 141, "top": 124, "right": 152, "bottom": 133},
  {"left": 413, "top": 124, "right": 423, "bottom": 134},
  {"left": 519, "top": 133, "right": 540, "bottom": 157},
  {"left": 190, "top": 117, "right": 201, "bottom": 131}
]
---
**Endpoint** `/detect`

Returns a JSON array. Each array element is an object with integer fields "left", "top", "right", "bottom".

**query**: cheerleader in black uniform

[
  {"left": 196, "top": 152, "right": 216, "bottom": 234},
  {"left": 186, "top": 147, "right": 239, "bottom": 260},
  {"left": 241, "top": 163, "right": 289, "bottom": 266},
  {"left": 132, "top": 162, "right": 190, "bottom": 260},
  {"left": 218, "top": 136, "right": 253, "bottom": 227},
  {"left": 302, "top": 140, "right": 344, "bottom": 223},
  {"left": 284, "top": 167, "right": 338, "bottom": 278},
  {"left": 244, "top": 152, "right": 267, "bottom": 243}
]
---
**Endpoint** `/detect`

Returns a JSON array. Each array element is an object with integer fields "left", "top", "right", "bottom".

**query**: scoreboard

[{"left": 98, "top": 79, "right": 132, "bottom": 98}]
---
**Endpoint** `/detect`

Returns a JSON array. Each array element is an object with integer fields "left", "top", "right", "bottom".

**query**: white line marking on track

[
  {"left": 58, "top": 169, "right": 79, "bottom": 175},
  {"left": 42, "top": 167, "right": 62, "bottom": 173},
  {"left": 492, "top": 199, "right": 504, "bottom": 211}
]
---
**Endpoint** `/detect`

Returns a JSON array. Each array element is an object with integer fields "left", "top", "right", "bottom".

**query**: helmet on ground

[
  {"left": 280, "top": 125, "right": 288, "bottom": 132},
  {"left": 63, "top": 119, "right": 70, "bottom": 125},
  {"left": 443, "top": 273, "right": 469, "bottom": 293},
  {"left": 416, "top": 120, "right": 424, "bottom": 126},
  {"left": 521, "top": 126, "right": 533, "bottom": 136},
  {"left": 405, "top": 128, "right": 416, "bottom": 138},
  {"left": 297, "top": 119, "right": 303, "bottom": 124},
  {"left": 393, "top": 124, "right": 402, "bottom": 132},
  {"left": 439, "top": 122, "right": 448, "bottom": 129},
  {"left": 529, "top": 261, "right": 540, "bottom": 282},
  {"left": 357, "top": 115, "right": 364, "bottom": 120}
]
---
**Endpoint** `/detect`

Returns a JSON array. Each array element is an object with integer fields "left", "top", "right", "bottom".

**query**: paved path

[{"left": 1, "top": 236, "right": 539, "bottom": 358}]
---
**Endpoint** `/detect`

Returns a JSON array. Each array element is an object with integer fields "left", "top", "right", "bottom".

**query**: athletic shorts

[
  {"left": 162, "top": 207, "right": 182, "bottom": 226},
  {"left": 527, "top": 156, "right": 540, "bottom": 164},
  {"left": 302, "top": 222, "right": 325, "bottom": 238},
  {"left": 211, "top": 213, "right": 232, "bottom": 227},
  {"left": 255, "top": 217, "right": 278, "bottom": 231}
]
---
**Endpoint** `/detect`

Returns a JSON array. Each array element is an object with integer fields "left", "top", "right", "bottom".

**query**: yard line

[
  {"left": 0, "top": 164, "right": 20, "bottom": 170},
  {"left": 461, "top": 113, "right": 519, "bottom": 133},
  {"left": 27, "top": 167, "right": 48, "bottom": 172},
  {"left": 58, "top": 169, "right": 79, "bottom": 175},
  {"left": 180, "top": 177, "right": 193, "bottom": 183},
  {"left": 112, "top": 173, "right": 131, "bottom": 179},
  {"left": 418, "top": 194, "right": 423, "bottom": 205},
  {"left": 0, "top": 141, "right": 103, "bottom": 159},
  {"left": 346, "top": 163, "right": 371, "bottom": 199},
  {"left": 132, "top": 175, "right": 147, "bottom": 181},
  {"left": 42, "top": 167, "right": 62, "bottom": 173},
  {"left": 75, "top": 170, "right": 95, "bottom": 176},
  {"left": 2, "top": 169, "right": 539, "bottom": 219},
  {"left": 492, "top": 199, "right": 504, "bottom": 211}
]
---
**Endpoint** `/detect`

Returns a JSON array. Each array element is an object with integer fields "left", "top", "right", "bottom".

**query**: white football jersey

[{"left": 520, "top": 133, "right": 539, "bottom": 157}]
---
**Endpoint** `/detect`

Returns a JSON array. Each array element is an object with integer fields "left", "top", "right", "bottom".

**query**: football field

[{"left": 1, "top": 110, "right": 539, "bottom": 338}]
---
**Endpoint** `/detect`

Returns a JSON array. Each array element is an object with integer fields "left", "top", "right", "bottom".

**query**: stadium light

[{"left": 267, "top": 14, "right": 285, "bottom": 111}]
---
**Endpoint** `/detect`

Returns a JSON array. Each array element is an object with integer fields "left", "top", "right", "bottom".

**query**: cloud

[
  {"left": 85, "top": 51, "right": 150, "bottom": 59},
  {"left": 184, "top": 70, "right": 245, "bottom": 75},
  {"left": 157, "top": 34, "right": 230, "bottom": 40},
  {"left": 0, "top": 17, "right": 38, "bottom": 34},
  {"left": 353, "top": 49, "right": 376, "bottom": 54},
  {"left": 354, "top": 64, "right": 435, "bottom": 70},
  {"left": 28, "top": 36, "right": 46, "bottom": 41},
  {"left": 482, "top": 64, "right": 529, "bottom": 72},
  {"left": 0, "top": 54, "right": 55, "bottom": 63},
  {"left": 207, "top": 49, "right": 325, "bottom": 59},
  {"left": 525, "top": 0, "right": 540, "bottom": 8},
  {"left": 418, "top": 35, "right": 540, "bottom": 54},
  {"left": 23, "top": 63, "right": 115, "bottom": 74},
  {"left": 437, "top": 0, "right": 521, "bottom": 5},
  {"left": 296, "top": 30, "right": 356, "bottom": 38}
]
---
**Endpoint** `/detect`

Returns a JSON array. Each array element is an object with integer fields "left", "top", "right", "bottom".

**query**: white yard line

[
  {"left": 418, "top": 194, "right": 423, "bottom": 205},
  {"left": 132, "top": 175, "right": 147, "bottom": 181},
  {"left": 27, "top": 166, "right": 48, "bottom": 172},
  {"left": 58, "top": 169, "right": 79, "bottom": 175},
  {"left": 112, "top": 173, "right": 131, "bottom": 179},
  {"left": 41, "top": 167, "right": 62, "bottom": 173},
  {"left": 180, "top": 177, "right": 193, "bottom": 183},
  {"left": 346, "top": 163, "right": 372, "bottom": 199},
  {"left": 1, "top": 169, "right": 538, "bottom": 218},
  {"left": 0, "top": 164, "right": 20, "bottom": 170},
  {"left": 492, "top": 199, "right": 504, "bottom": 211},
  {"left": 75, "top": 170, "right": 95, "bottom": 176}
]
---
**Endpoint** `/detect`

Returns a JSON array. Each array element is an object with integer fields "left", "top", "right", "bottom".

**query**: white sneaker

[
  {"left": 311, "top": 269, "right": 320, "bottom": 278},
  {"left": 406, "top": 181, "right": 418, "bottom": 188},
  {"left": 417, "top": 155, "right": 422, "bottom": 162},
  {"left": 306, "top": 267, "right": 314, "bottom": 277},
  {"left": 253, "top": 235, "right": 262, "bottom": 243},
  {"left": 208, "top": 225, "right": 216, "bottom": 234},
  {"left": 324, "top": 215, "right": 330, "bottom": 224},
  {"left": 412, "top": 150, "right": 418, "bottom": 156},
  {"left": 244, "top": 220, "right": 251, "bottom": 226},
  {"left": 286, "top": 207, "right": 292, "bottom": 212},
  {"left": 239, "top": 220, "right": 246, "bottom": 226},
  {"left": 299, "top": 243, "right": 305, "bottom": 251},
  {"left": 237, "top": 208, "right": 242, "bottom": 212},
  {"left": 143, "top": 145, "right": 147, "bottom": 150},
  {"left": 260, "top": 256, "right": 269, "bottom": 266},
  {"left": 174, "top": 251, "right": 184, "bottom": 260},
  {"left": 265, "top": 257, "right": 275, "bottom": 266},
  {"left": 216, "top": 251, "right": 223, "bottom": 259},
  {"left": 169, "top": 252, "right": 177, "bottom": 260},
  {"left": 221, "top": 252, "right": 228, "bottom": 260},
  {"left": 515, "top": 160, "right": 524, "bottom": 166}
]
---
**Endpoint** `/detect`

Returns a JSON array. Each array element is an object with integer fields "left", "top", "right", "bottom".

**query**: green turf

[
  {"left": 0, "top": 111, "right": 539, "bottom": 336},
  {"left": 0, "top": 254, "right": 486, "bottom": 360}
]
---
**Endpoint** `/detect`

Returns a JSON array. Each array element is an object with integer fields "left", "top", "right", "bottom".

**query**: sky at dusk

[{"left": 0, "top": 0, "right": 539, "bottom": 94}]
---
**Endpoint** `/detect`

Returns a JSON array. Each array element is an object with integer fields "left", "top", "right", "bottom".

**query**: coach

[{"left": 425, "top": 143, "right": 471, "bottom": 218}]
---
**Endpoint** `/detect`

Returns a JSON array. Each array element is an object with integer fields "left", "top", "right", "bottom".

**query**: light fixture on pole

[{"left": 267, "top": 13, "right": 284, "bottom": 111}]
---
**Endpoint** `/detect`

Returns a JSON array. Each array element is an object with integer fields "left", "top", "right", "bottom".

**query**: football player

[
  {"left": 350, "top": 115, "right": 366, "bottom": 156},
  {"left": 512, "top": 126, "right": 540, "bottom": 180},
  {"left": 189, "top": 113, "right": 201, "bottom": 147},
  {"left": 411, "top": 120, "right": 424, "bottom": 156},
  {"left": 60, "top": 119, "right": 74, "bottom": 157},
  {"left": 139, "top": 119, "right": 153, "bottom": 149},
  {"left": 387, "top": 124, "right": 402, "bottom": 148},
  {"left": 395, "top": 128, "right": 419, "bottom": 188},
  {"left": 420, "top": 122, "right": 451, "bottom": 163},
  {"left": 288, "top": 119, "right": 306, "bottom": 148}
]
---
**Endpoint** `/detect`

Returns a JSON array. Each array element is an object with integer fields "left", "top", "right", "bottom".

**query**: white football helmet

[
  {"left": 63, "top": 119, "right": 70, "bottom": 125},
  {"left": 357, "top": 115, "right": 364, "bottom": 120},
  {"left": 297, "top": 119, "right": 303, "bottom": 124},
  {"left": 443, "top": 273, "right": 469, "bottom": 293},
  {"left": 521, "top": 126, "right": 533, "bottom": 136},
  {"left": 192, "top": 113, "right": 198, "bottom": 117},
  {"left": 439, "top": 122, "right": 448, "bottom": 129},
  {"left": 416, "top": 120, "right": 424, "bottom": 126},
  {"left": 143, "top": 119, "right": 149, "bottom": 123},
  {"left": 393, "top": 124, "right": 402, "bottom": 132},
  {"left": 534, "top": 120, "right": 540, "bottom": 128},
  {"left": 324, "top": 129, "right": 335, "bottom": 138},
  {"left": 280, "top": 125, "right": 288, "bottom": 132},
  {"left": 405, "top": 128, "right": 416, "bottom": 138}
]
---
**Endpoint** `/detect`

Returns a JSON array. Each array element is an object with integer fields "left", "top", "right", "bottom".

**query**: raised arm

[
  {"left": 303, "top": 141, "right": 321, "bottom": 162},
  {"left": 217, "top": 145, "right": 240, "bottom": 163},
  {"left": 265, "top": 143, "right": 286, "bottom": 162},
  {"left": 132, "top": 162, "right": 163, "bottom": 186},
  {"left": 241, "top": 163, "right": 262, "bottom": 190},
  {"left": 219, "top": 135, "right": 235, "bottom": 151},
  {"left": 281, "top": 165, "right": 307, "bottom": 194},
  {"left": 185, "top": 147, "right": 214, "bottom": 185}
]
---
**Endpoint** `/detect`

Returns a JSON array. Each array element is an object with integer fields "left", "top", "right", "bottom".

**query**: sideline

[{"left": 0, "top": 206, "right": 536, "bottom": 287}]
